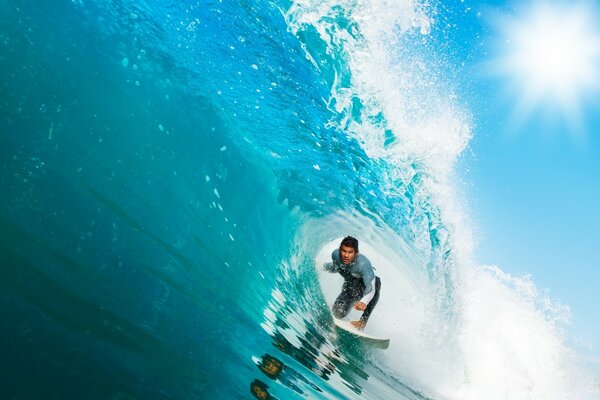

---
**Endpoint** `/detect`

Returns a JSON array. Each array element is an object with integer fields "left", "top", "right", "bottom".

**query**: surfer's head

[{"left": 339, "top": 236, "right": 359, "bottom": 265}]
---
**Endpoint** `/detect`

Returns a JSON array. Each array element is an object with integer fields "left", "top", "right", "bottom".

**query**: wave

[{"left": 0, "top": 0, "right": 598, "bottom": 399}]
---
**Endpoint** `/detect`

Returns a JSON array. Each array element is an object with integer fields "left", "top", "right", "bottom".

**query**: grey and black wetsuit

[{"left": 324, "top": 249, "right": 381, "bottom": 324}]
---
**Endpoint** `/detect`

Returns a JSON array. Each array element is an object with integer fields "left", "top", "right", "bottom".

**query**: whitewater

[{"left": 0, "top": 0, "right": 598, "bottom": 399}]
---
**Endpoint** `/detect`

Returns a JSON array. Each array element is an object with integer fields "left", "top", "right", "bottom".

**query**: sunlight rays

[{"left": 490, "top": 1, "right": 600, "bottom": 135}]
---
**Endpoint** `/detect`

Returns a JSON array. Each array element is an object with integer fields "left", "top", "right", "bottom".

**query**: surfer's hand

[
  {"left": 354, "top": 302, "right": 367, "bottom": 311},
  {"left": 323, "top": 262, "right": 335, "bottom": 272}
]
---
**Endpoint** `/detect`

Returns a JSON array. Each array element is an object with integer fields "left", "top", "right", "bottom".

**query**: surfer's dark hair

[{"left": 340, "top": 236, "right": 359, "bottom": 252}]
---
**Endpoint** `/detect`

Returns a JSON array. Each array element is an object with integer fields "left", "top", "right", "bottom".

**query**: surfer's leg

[
  {"left": 332, "top": 295, "right": 352, "bottom": 319},
  {"left": 359, "top": 277, "right": 381, "bottom": 324},
  {"left": 332, "top": 279, "right": 363, "bottom": 318}
]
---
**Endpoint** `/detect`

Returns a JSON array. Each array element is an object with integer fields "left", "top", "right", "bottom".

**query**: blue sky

[{"left": 447, "top": 0, "right": 600, "bottom": 362}]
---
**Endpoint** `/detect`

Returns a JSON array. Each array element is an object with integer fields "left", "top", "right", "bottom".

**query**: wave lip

[{"left": 286, "top": 0, "right": 472, "bottom": 178}]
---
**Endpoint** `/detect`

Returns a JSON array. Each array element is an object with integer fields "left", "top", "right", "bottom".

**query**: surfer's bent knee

[{"left": 332, "top": 305, "right": 346, "bottom": 319}]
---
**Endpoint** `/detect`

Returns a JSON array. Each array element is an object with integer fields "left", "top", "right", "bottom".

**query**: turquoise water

[{"left": 1, "top": 1, "right": 598, "bottom": 399}]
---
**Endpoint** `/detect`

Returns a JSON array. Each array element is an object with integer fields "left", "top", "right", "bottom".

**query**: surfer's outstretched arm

[
  {"left": 323, "top": 261, "right": 337, "bottom": 272},
  {"left": 323, "top": 249, "right": 342, "bottom": 272}
]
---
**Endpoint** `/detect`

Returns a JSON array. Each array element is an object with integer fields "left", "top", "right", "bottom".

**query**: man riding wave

[{"left": 323, "top": 236, "right": 381, "bottom": 330}]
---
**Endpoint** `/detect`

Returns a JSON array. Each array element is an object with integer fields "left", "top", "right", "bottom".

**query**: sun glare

[{"left": 492, "top": 1, "right": 600, "bottom": 130}]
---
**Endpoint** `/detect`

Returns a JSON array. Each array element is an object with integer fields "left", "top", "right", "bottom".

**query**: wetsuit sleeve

[
  {"left": 357, "top": 257, "right": 376, "bottom": 305},
  {"left": 331, "top": 249, "right": 340, "bottom": 264},
  {"left": 323, "top": 261, "right": 337, "bottom": 272},
  {"left": 323, "top": 249, "right": 340, "bottom": 272}
]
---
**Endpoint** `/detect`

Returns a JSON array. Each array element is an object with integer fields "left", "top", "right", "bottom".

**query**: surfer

[{"left": 323, "top": 236, "right": 381, "bottom": 330}]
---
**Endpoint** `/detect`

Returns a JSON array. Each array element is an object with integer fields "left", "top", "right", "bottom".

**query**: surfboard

[
  {"left": 333, "top": 318, "right": 390, "bottom": 349},
  {"left": 316, "top": 240, "right": 392, "bottom": 350}
]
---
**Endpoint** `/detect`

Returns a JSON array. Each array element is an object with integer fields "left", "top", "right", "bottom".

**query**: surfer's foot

[{"left": 351, "top": 320, "right": 366, "bottom": 330}]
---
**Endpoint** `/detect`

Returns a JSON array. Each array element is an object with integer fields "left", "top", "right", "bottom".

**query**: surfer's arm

[
  {"left": 358, "top": 275, "right": 376, "bottom": 305},
  {"left": 323, "top": 261, "right": 337, "bottom": 272},
  {"left": 323, "top": 249, "right": 341, "bottom": 272},
  {"left": 358, "top": 260, "right": 376, "bottom": 305}
]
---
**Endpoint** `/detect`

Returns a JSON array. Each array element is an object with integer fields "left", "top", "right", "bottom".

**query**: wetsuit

[{"left": 324, "top": 249, "right": 381, "bottom": 324}]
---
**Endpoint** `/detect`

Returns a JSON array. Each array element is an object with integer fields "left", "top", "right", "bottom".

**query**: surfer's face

[{"left": 339, "top": 245, "right": 357, "bottom": 265}]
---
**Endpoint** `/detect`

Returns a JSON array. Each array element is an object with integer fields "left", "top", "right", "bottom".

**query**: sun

[{"left": 491, "top": 1, "right": 600, "bottom": 131}]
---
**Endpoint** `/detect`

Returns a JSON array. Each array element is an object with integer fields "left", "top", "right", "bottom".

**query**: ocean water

[{"left": 1, "top": 0, "right": 598, "bottom": 399}]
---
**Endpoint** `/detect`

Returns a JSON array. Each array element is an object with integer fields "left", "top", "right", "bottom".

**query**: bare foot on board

[{"left": 350, "top": 320, "right": 366, "bottom": 330}]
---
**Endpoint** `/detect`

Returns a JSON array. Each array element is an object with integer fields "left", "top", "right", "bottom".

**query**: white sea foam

[
  {"left": 307, "top": 215, "right": 599, "bottom": 399},
  {"left": 286, "top": 0, "right": 471, "bottom": 178},
  {"left": 446, "top": 265, "right": 598, "bottom": 400}
]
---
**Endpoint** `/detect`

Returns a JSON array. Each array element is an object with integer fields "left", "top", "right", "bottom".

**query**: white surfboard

[
  {"left": 333, "top": 318, "right": 390, "bottom": 349},
  {"left": 317, "top": 239, "right": 393, "bottom": 350}
]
